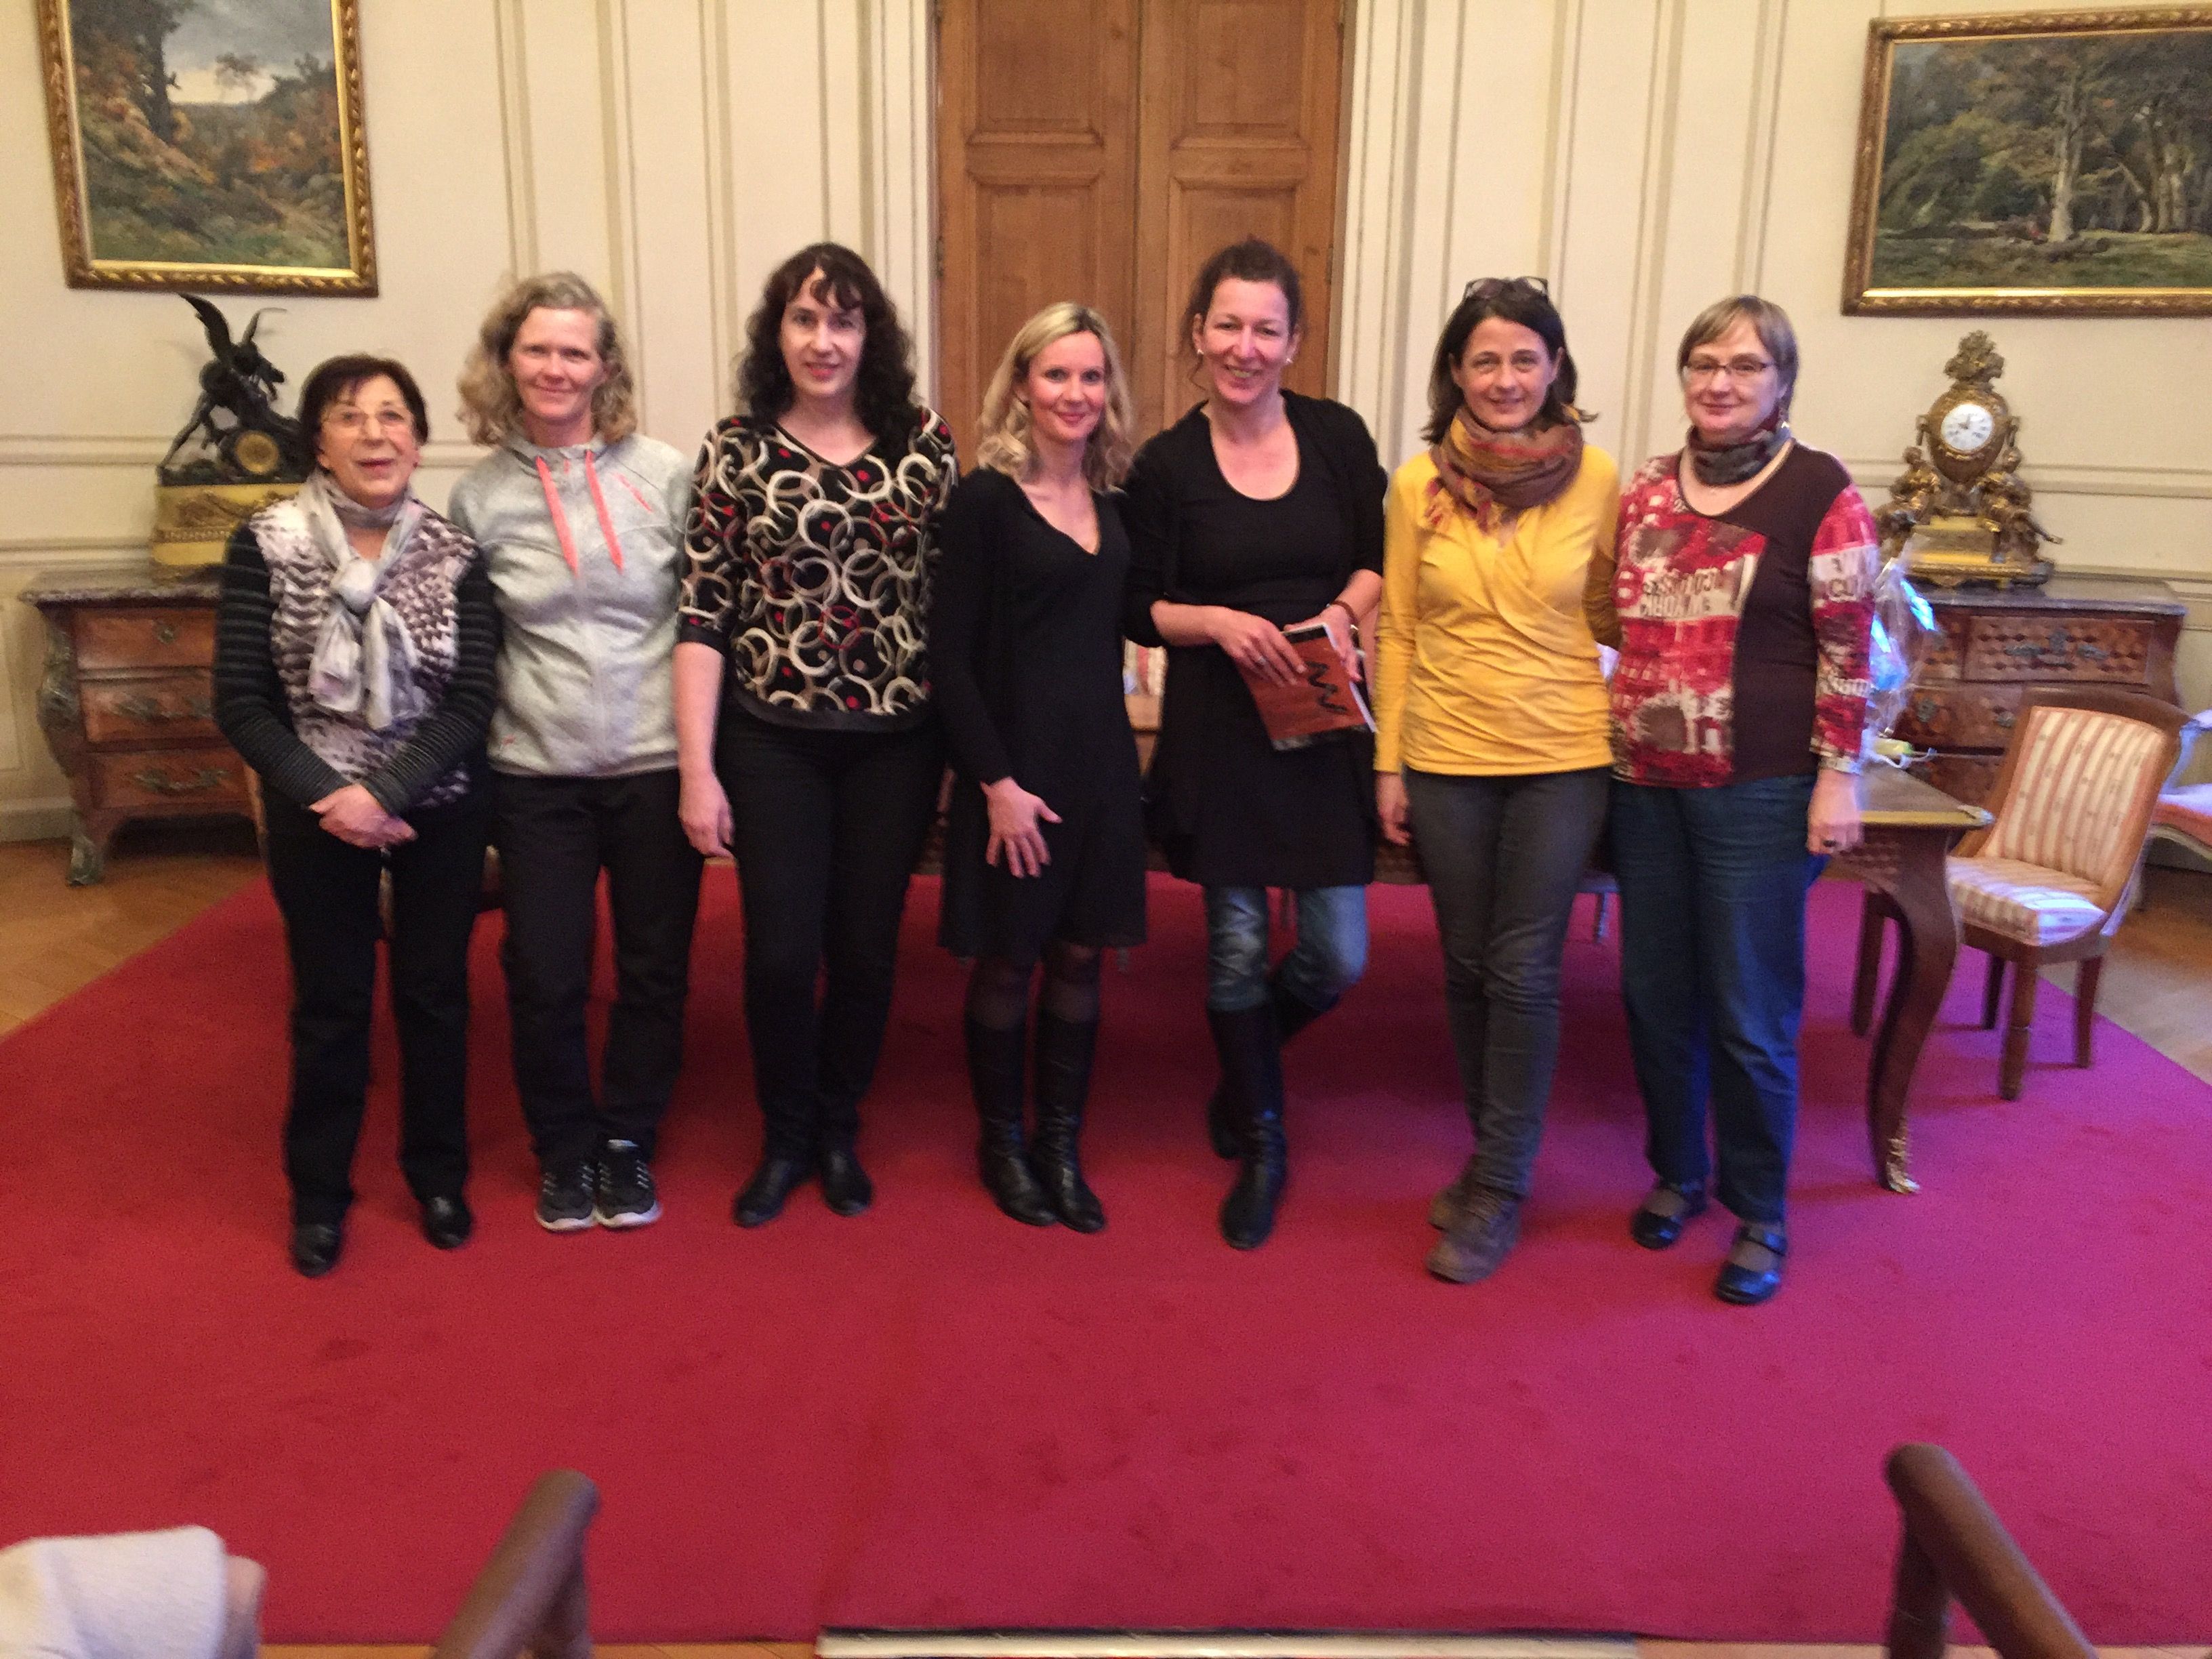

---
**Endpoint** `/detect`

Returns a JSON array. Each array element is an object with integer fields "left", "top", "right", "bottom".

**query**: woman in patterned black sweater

[
  {"left": 674, "top": 243, "right": 958, "bottom": 1227},
  {"left": 213, "top": 356, "right": 499, "bottom": 1278}
]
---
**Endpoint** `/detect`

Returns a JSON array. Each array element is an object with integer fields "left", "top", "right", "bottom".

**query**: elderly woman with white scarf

[{"left": 215, "top": 354, "right": 499, "bottom": 1279}]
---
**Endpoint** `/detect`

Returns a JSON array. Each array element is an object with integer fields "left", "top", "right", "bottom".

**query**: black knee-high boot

[
  {"left": 1210, "top": 1004, "right": 1286, "bottom": 1248},
  {"left": 1031, "top": 1010, "right": 1105, "bottom": 1233},
  {"left": 966, "top": 1014, "right": 1056, "bottom": 1226},
  {"left": 1206, "top": 977, "right": 1332, "bottom": 1158}
]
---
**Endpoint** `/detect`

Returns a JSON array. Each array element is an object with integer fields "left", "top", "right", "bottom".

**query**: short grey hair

[{"left": 1676, "top": 294, "right": 1799, "bottom": 411}]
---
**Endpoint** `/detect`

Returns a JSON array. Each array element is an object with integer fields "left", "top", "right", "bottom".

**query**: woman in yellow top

[{"left": 1373, "top": 276, "right": 1618, "bottom": 1286}]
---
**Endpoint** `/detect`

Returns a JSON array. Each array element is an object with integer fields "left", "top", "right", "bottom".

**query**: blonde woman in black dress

[{"left": 932, "top": 303, "right": 1145, "bottom": 1231}]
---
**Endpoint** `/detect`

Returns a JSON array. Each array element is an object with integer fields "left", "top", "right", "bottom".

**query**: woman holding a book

[
  {"left": 1372, "top": 278, "right": 1618, "bottom": 1288},
  {"left": 1123, "top": 237, "right": 1387, "bottom": 1251}
]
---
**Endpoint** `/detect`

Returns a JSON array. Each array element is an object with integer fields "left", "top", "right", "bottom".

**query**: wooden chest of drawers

[
  {"left": 1893, "top": 575, "right": 2185, "bottom": 806},
  {"left": 22, "top": 564, "right": 251, "bottom": 883}
]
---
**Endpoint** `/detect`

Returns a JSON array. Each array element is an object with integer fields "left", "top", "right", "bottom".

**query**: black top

[
  {"left": 930, "top": 467, "right": 1146, "bottom": 961},
  {"left": 676, "top": 411, "right": 959, "bottom": 731},
  {"left": 1122, "top": 392, "right": 1387, "bottom": 888}
]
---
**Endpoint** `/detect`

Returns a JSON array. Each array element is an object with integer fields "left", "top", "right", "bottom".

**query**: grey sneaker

[
  {"left": 1429, "top": 1155, "right": 1483, "bottom": 1229},
  {"left": 536, "top": 1159, "right": 597, "bottom": 1232},
  {"left": 594, "top": 1140, "right": 661, "bottom": 1229},
  {"left": 1425, "top": 1186, "right": 1523, "bottom": 1284}
]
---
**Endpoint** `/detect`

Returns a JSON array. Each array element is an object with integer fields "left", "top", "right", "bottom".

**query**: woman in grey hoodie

[{"left": 450, "top": 272, "right": 701, "bottom": 1234}]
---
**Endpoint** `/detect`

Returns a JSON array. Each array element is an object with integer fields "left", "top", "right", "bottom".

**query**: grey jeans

[{"left": 1402, "top": 765, "right": 1610, "bottom": 1197}]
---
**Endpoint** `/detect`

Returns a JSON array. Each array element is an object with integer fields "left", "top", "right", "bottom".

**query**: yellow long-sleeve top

[{"left": 1373, "top": 445, "right": 1619, "bottom": 776}]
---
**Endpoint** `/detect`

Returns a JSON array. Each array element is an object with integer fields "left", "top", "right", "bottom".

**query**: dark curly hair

[
  {"left": 735, "top": 243, "right": 922, "bottom": 443},
  {"left": 1423, "top": 277, "right": 1585, "bottom": 445},
  {"left": 1179, "top": 237, "right": 1305, "bottom": 363}
]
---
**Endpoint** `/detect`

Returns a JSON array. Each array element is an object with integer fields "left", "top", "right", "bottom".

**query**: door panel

[
  {"left": 937, "top": 0, "right": 1139, "bottom": 459},
  {"left": 937, "top": 0, "right": 1343, "bottom": 448}
]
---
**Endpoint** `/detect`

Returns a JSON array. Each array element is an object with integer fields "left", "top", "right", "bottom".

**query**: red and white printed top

[{"left": 1607, "top": 444, "right": 1877, "bottom": 788}]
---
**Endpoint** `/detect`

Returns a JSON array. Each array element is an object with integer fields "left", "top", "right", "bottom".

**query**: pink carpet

[{"left": 1, "top": 874, "right": 2208, "bottom": 1642}]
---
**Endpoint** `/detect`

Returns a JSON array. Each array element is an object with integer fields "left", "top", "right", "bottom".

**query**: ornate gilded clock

[{"left": 1876, "top": 331, "right": 2057, "bottom": 589}]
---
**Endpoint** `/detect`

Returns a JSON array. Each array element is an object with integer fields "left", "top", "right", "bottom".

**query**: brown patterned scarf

[{"left": 1422, "top": 405, "right": 1584, "bottom": 534}]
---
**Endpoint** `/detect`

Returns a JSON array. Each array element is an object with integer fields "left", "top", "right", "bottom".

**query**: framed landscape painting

[
  {"left": 1844, "top": 8, "right": 2212, "bottom": 316},
  {"left": 37, "top": 0, "right": 377, "bottom": 295}
]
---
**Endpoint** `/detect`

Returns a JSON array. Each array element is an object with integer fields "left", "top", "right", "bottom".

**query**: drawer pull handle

[
  {"left": 1992, "top": 708, "right": 2015, "bottom": 730},
  {"left": 2003, "top": 642, "right": 2043, "bottom": 660},
  {"left": 114, "top": 694, "right": 212, "bottom": 722},
  {"left": 1913, "top": 696, "right": 1939, "bottom": 723},
  {"left": 130, "top": 766, "right": 229, "bottom": 796},
  {"left": 2075, "top": 641, "right": 2109, "bottom": 663},
  {"left": 153, "top": 622, "right": 179, "bottom": 644}
]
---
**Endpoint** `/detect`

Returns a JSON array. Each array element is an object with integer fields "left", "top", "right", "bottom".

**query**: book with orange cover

[{"left": 1239, "top": 621, "right": 1374, "bottom": 751}]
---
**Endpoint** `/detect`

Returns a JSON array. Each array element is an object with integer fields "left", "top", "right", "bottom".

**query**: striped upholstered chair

[{"left": 1943, "top": 687, "right": 2184, "bottom": 1099}]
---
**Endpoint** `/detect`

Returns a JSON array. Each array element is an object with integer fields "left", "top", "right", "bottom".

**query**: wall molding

[
  {"left": 0, "top": 800, "right": 73, "bottom": 842},
  {"left": 492, "top": 0, "right": 540, "bottom": 274},
  {"left": 1841, "top": 459, "right": 2212, "bottom": 502},
  {"left": 0, "top": 438, "right": 492, "bottom": 470}
]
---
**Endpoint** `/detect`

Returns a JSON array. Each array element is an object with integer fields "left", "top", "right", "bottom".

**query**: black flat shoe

[
  {"left": 817, "top": 1143, "right": 873, "bottom": 1216},
  {"left": 1629, "top": 1180, "right": 1709, "bottom": 1250},
  {"left": 419, "top": 1194, "right": 472, "bottom": 1250},
  {"left": 290, "top": 1221, "right": 342, "bottom": 1277},
  {"left": 1715, "top": 1223, "right": 1787, "bottom": 1305},
  {"left": 733, "top": 1153, "right": 809, "bottom": 1227}
]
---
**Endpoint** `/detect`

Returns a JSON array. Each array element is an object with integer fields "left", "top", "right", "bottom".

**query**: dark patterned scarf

[
  {"left": 1686, "top": 409, "right": 1790, "bottom": 487},
  {"left": 1422, "top": 405, "right": 1584, "bottom": 534}
]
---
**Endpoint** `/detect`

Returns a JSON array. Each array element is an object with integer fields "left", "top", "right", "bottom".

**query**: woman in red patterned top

[{"left": 1602, "top": 295, "right": 1876, "bottom": 1306}]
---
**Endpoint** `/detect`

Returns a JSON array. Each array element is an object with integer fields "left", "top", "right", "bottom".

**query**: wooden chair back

[
  {"left": 1884, "top": 1443, "right": 2093, "bottom": 1659},
  {"left": 1957, "top": 686, "right": 2184, "bottom": 914},
  {"left": 432, "top": 1469, "right": 598, "bottom": 1659}
]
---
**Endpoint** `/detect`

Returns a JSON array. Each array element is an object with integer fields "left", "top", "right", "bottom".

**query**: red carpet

[{"left": 3, "top": 874, "right": 2209, "bottom": 1643}]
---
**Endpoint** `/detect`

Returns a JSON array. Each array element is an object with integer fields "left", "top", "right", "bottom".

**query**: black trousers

[
  {"left": 718, "top": 706, "right": 943, "bottom": 1152},
  {"left": 264, "top": 787, "right": 491, "bottom": 1225},
  {"left": 493, "top": 769, "right": 704, "bottom": 1167}
]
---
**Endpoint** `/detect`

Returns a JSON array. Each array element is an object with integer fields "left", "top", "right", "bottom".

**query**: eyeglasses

[
  {"left": 1464, "top": 275, "right": 1550, "bottom": 300},
  {"left": 323, "top": 407, "right": 415, "bottom": 436},
  {"left": 1682, "top": 355, "right": 1774, "bottom": 384}
]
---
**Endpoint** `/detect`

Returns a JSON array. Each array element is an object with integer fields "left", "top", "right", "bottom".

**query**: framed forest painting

[
  {"left": 37, "top": 0, "right": 377, "bottom": 295},
  {"left": 1844, "top": 8, "right": 2212, "bottom": 316}
]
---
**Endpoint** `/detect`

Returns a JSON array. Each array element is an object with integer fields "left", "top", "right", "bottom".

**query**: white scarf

[{"left": 302, "top": 471, "right": 428, "bottom": 731}]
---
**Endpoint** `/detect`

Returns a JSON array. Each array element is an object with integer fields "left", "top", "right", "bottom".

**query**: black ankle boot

[
  {"left": 1205, "top": 977, "right": 1332, "bottom": 1158},
  {"left": 966, "top": 1015, "right": 1056, "bottom": 1226},
  {"left": 733, "top": 1147, "right": 810, "bottom": 1227},
  {"left": 1031, "top": 1010, "right": 1105, "bottom": 1233},
  {"left": 1209, "top": 1004, "right": 1287, "bottom": 1249}
]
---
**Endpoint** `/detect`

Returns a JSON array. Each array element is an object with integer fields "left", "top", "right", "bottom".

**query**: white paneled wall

[{"left": 2, "top": 0, "right": 2207, "bottom": 836}]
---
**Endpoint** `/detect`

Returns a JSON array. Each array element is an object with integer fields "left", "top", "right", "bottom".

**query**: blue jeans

[
  {"left": 1610, "top": 774, "right": 1820, "bottom": 1227},
  {"left": 1404, "top": 766, "right": 1611, "bottom": 1197},
  {"left": 1203, "top": 885, "right": 1368, "bottom": 1014}
]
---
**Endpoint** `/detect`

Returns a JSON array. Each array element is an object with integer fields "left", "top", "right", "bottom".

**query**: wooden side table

[
  {"left": 22, "top": 564, "right": 252, "bottom": 884},
  {"left": 1838, "top": 765, "right": 1990, "bottom": 1194},
  {"left": 1896, "top": 575, "right": 2184, "bottom": 806}
]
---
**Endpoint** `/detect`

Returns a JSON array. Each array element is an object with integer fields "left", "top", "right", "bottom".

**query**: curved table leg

[{"left": 1860, "top": 828, "right": 1961, "bottom": 1194}]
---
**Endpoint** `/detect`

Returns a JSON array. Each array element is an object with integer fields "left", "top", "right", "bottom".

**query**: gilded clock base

[
  {"left": 151, "top": 480, "right": 302, "bottom": 570},
  {"left": 1902, "top": 546, "right": 2053, "bottom": 590}
]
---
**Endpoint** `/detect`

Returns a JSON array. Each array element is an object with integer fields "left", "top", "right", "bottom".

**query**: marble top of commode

[{"left": 21, "top": 562, "right": 222, "bottom": 607}]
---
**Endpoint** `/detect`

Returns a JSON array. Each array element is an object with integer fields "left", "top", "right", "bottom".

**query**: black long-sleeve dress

[
  {"left": 933, "top": 468, "right": 1146, "bottom": 964},
  {"left": 1121, "top": 392, "right": 1386, "bottom": 890}
]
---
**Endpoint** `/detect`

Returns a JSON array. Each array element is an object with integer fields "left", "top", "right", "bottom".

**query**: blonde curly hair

[
  {"left": 456, "top": 272, "right": 639, "bottom": 447},
  {"left": 975, "top": 303, "right": 1135, "bottom": 491}
]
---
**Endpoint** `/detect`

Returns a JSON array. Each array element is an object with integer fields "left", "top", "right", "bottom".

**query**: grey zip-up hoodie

[{"left": 448, "top": 432, "right": 693, "bottom": 778}]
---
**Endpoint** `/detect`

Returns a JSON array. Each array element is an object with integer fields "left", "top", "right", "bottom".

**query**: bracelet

[{"left": 1327, "top": 599, "right": 1356, "bottom": 632}]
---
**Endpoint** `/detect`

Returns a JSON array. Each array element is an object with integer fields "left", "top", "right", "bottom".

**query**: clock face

[{"left": 1940, "top": 401, "right": 1995, "bottom": 455}]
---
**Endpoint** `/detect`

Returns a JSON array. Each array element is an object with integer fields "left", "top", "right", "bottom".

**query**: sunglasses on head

[{"left": 1462, "top": 275, "right": 1551, "bottom": 301}]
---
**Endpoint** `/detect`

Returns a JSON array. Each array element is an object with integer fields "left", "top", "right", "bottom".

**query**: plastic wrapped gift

[{"left": 1866, "top": 560, "right": 1938, "bottom": 764}]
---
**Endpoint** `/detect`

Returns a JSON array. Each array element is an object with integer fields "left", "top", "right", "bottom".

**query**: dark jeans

[
  {"left": 493, "top": 769, "right": 703, "bottom": 1167},
  {"left": 1610, "top": 773, "right": 1821, "bottom": 1228},
  {"left": 264, "top": 787, "right": 491, "bottom": 1225},
  {"left": 1404, "top": 764, "right": 1610, "bottom": 1198},
  {"left": 718, "top": 706, "right": 944, "bottom": 1153}
]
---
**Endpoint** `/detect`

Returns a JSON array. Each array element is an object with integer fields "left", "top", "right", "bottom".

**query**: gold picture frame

[
  {"left": 37, "top": 0, "right": 377, "bottom": 295},
  {"left": 1843, "top": 8, "right": 2212, "bottom": 317}
]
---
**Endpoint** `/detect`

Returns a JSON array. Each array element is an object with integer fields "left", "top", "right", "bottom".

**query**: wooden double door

[{"left": 935, "top": 0, "right": 1347, "bottom": 459}]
